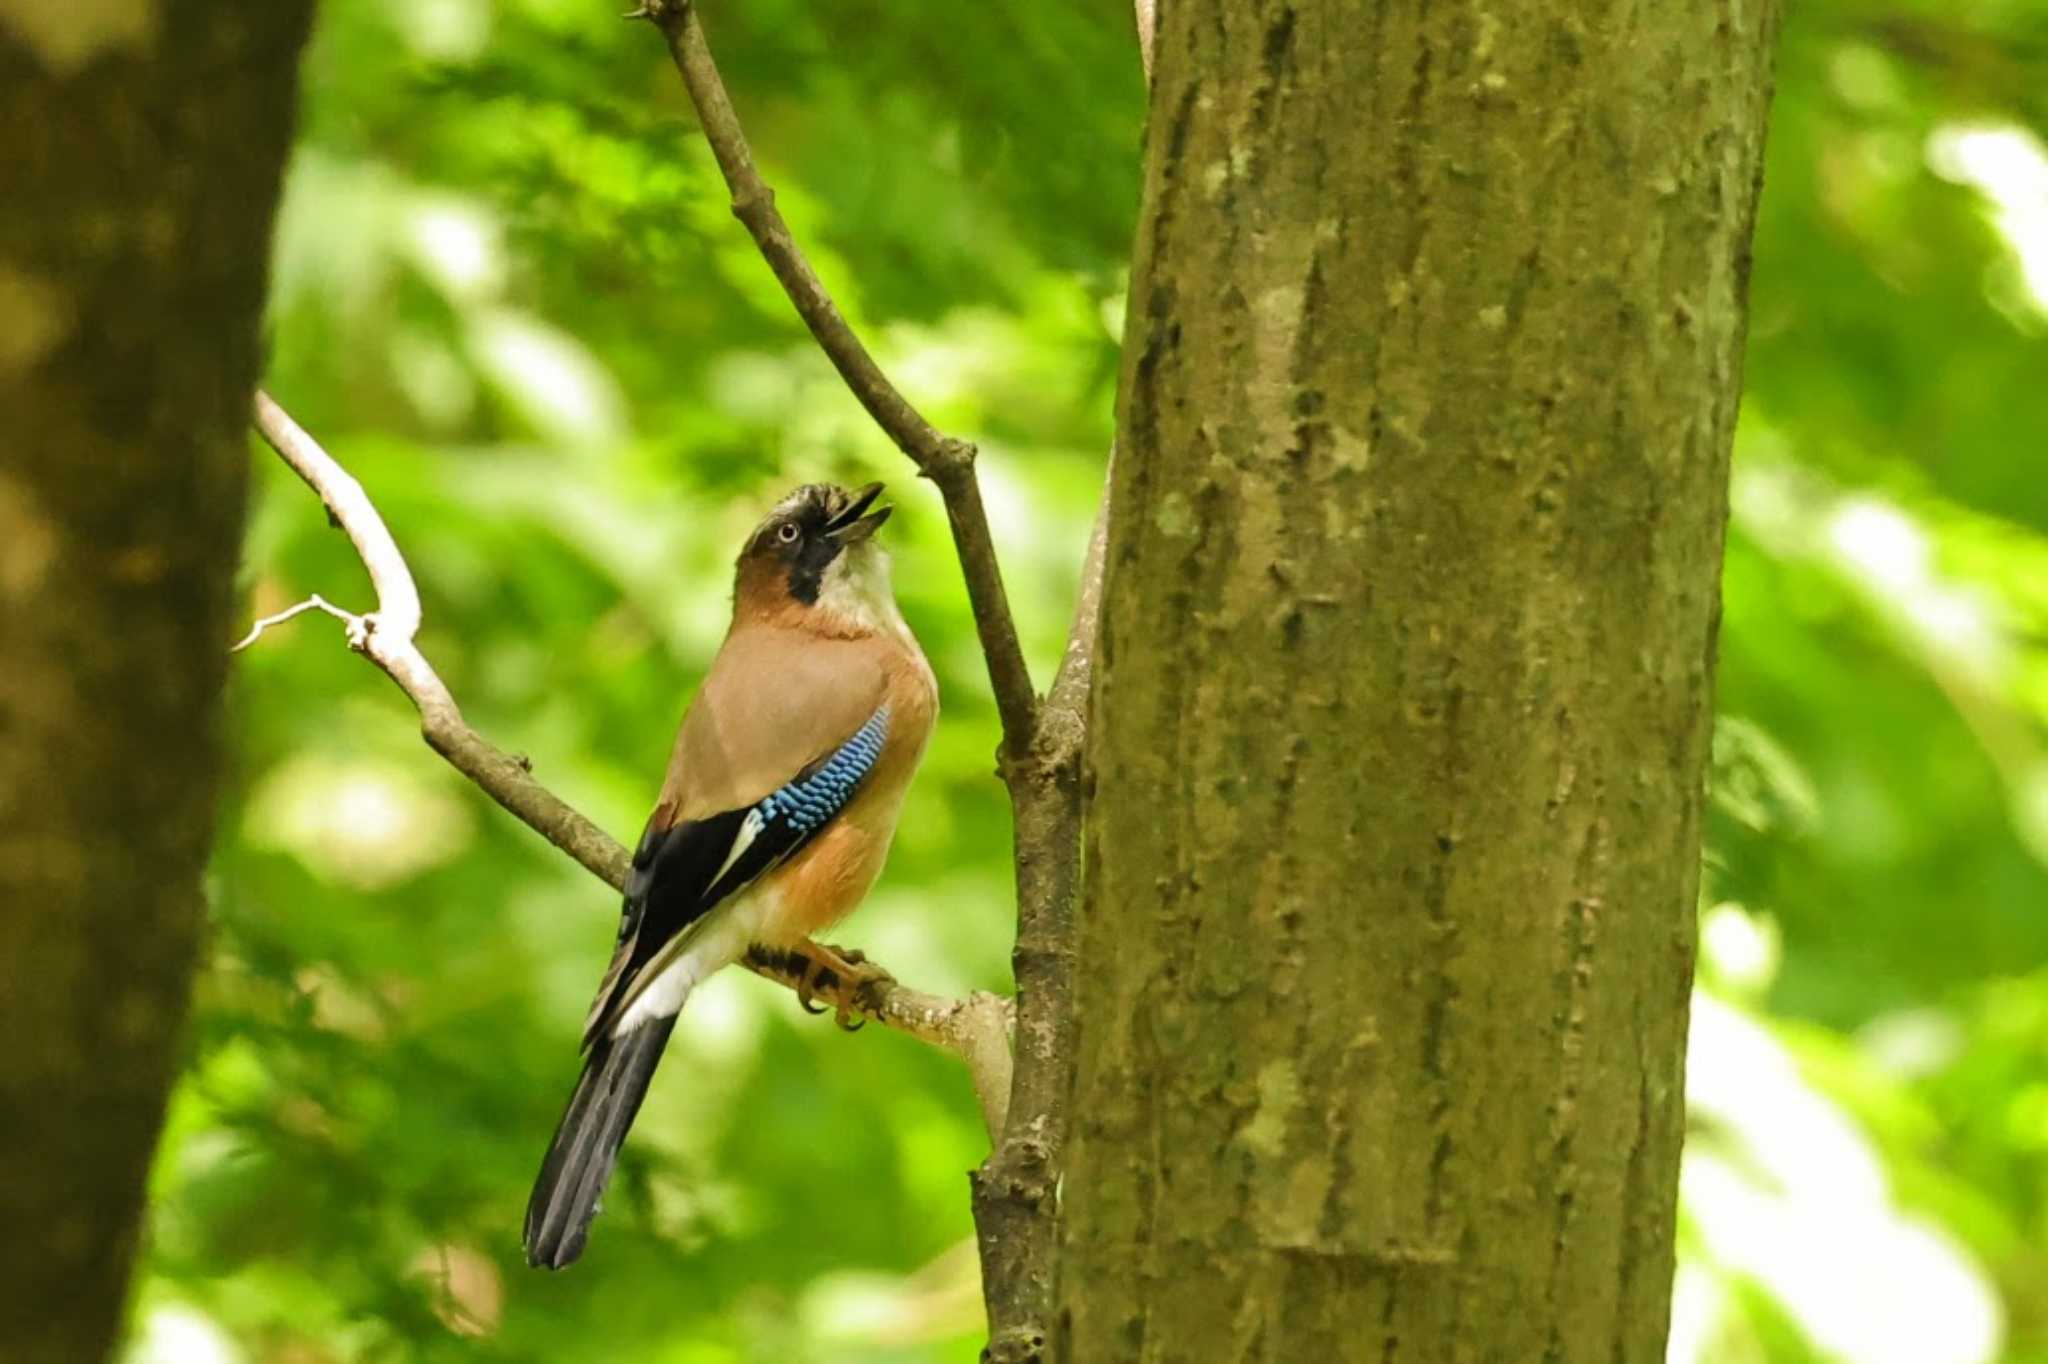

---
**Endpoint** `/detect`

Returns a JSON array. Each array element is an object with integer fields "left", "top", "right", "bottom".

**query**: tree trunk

[
  {"left": 0, "top": 9, "right": 314, "bottom": 1361},
  {"left": 1061, "top": 1, "right": 1778, "bottom": 1358}
]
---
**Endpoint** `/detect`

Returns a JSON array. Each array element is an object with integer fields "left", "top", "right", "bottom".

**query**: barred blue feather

[{"left": 758, "top": 706, "right": 891, "bottom": 833}]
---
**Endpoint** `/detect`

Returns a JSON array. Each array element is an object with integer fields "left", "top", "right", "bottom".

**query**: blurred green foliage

[{"left": 131, "top": 1, "right": 2048, "bottom": 1361}]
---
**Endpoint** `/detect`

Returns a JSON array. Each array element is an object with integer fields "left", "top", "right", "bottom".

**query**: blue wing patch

[
  {"left": 699, "top": 704, "right": 892, "bottom": 904},
  {"left": 758, "top": 706, "right": 891, "bottom": 833}
]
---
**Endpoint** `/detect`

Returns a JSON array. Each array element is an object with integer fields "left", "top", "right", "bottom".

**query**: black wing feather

[{"left": 580, "top": 807, "right": 750, "bottom": 1047}]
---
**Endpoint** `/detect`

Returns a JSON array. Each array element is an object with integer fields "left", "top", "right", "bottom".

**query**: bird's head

[{"left": 735, "top": 481, "right": 900, "bottom": 633}]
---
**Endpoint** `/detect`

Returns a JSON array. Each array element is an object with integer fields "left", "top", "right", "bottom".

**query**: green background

[{"left": 131, "top": 2, "right": 2048, "bottom": 1361}]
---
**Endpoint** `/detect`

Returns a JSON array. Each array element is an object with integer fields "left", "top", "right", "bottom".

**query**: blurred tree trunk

[
  {"left": 1061, "top": 1, "right": 1777, "bottom": 1358},
  {"left": 0, "top": 8, "right": 314, "bottom": 1362}
]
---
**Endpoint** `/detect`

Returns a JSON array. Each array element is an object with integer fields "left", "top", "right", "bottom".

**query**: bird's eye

[{"left": 776, "top": 522, "right": 800, "bottom": 545}]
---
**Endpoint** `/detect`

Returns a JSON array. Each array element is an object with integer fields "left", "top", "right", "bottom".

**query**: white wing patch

[{"left": 706, "top": 808, "right": 766, "bottom": 890}]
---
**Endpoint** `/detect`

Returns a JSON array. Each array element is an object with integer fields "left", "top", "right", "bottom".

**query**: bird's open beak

[{"left": 825, "top": 481, "right": 891, "bottom": 543}]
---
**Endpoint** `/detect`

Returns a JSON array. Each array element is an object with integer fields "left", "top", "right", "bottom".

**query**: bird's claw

[
  {"left": 786, "top": 941, "right": 893, "bottom": 1031},
  {"left": 794, "top": 954, "right": 831, "bottom": 1015},
  {"left": 824, "top": 944, "right": 895, "bottom": 1032}
]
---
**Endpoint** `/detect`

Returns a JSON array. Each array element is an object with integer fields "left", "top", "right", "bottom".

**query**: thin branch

[
  {"left": 230, "top": 593, "right": 353, "bottom": 652},
  {"left": 1135, "top": 0, "right": 1157, "bottom": 83},
  {"left": 245, "top": 390, "right": 1014, "bottom": 1135},
  {"left": 631, "top": 0, "right": 1039, "bottom": 765}
]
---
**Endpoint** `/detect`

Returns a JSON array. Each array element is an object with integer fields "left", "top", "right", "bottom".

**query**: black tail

[{"left": 523, "top": 1016, "right": 677, "bottom": 1269}]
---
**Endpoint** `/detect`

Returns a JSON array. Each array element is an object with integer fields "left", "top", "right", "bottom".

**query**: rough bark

[
  {"left": 1061, "top": 1, "right": 1778, "bottom": 1359},
  {"left": 0, "top": 8, "right": 315, "bottom": 1362}
]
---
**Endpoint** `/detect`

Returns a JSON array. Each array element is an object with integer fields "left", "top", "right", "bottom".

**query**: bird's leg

[{"left": 785, "top": 939, "right": 895, "bottom": 1031}]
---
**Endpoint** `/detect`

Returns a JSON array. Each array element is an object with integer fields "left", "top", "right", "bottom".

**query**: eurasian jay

[{"left": 524, "top": 481, "right": 937, "bottom": 1269}]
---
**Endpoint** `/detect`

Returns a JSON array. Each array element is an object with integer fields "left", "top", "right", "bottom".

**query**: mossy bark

[
  {"left": 1061, "top": 1, "right": 1778, "bottom": 1358},
  {"left": 0, "top": 7, "right": 313, "bottom": 1361}
]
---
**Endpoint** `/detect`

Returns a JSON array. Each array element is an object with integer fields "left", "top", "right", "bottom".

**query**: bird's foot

[{"left": 789, "top": 939, "right": 894, "bottom": 1031}]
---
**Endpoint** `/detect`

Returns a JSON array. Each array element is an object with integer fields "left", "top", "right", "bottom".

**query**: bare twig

[
  {"left": 1135, "top": 0, "right": 1157, "bottom": 82},
  {"left": 245, "top": 390, "right": 1014, "bottom": 1134},
  {"left": 630, "top": 0, "right": 1038, "bottom": 767},
  {"left": 230, "top": 593, "right": 353, "bottom": 651}
]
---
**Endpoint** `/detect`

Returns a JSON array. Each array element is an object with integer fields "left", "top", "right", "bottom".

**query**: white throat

[{"left": 815, "top": 544, "right": 911, "bottom": 643}]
